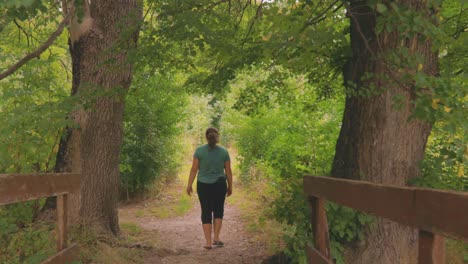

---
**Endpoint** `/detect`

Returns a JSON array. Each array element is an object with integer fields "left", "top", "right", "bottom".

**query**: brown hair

[{"left": 205, "top": 127, "right": 219, "bottom": 148}]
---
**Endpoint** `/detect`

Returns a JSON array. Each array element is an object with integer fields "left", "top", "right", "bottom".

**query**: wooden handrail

[
  {"left": 0, "top": 173, "right": 80, "bottom": 264},
  {"left": 303, "top": 175, "right": 468, "bottom": 264},
  {"left": 303, "top": 175, "right": 468, "bottom": 241},
  {"left": 0, "top": 173, "right": 80, "bottom": 205}
]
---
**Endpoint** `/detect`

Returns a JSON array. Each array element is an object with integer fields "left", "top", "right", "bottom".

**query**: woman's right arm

[{"left": 186, "top": 158, "right": 199, "bottom": 196}]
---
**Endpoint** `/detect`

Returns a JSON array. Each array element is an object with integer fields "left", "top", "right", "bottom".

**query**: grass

[
  {"left": 132, "top": 158, "right": 195, "bottom": 219},
  {"left": 72, "top": 221, "right": 160, "bottom": 264},
  {"left": 447, "top": 239, "right": 468, "bottom": 264},
  {"left": 226, "top": 148, "right": 286, "bottom": 255},
  {"left": 134, "top": 184, "right": 194, "bottom": 219},
  {"left": 227, "top": 182, "right": 285, "bottom": 255},
  {"left": 119, "top": 221, "right": 160, "bottom": 247},
  {"left": 90, "top": 243, "right": 145, "bottom": 264},
  {"left": 120, "top": 222, "right": 143, "bottom": 236},
  {"left": 0, "top": 222, "right": 56, "bottom": 264},
  {"left": 148, "top": 194, "right": 192, "bottom": 219},
  {"left": 135, "top": 209, "right": 145, "bottom": 218}
]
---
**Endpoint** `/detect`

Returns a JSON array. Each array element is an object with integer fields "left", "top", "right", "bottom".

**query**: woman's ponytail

[{"left": 205, "top": 127, "right": 219, "bottom": 148}]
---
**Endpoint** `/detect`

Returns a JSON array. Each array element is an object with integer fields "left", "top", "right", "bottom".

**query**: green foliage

[
  {"left": 120, "top": 73, "right": 188, "bottom": 197},
  {"left": 410, "top": 122, "right": 467, "bottom": 191},
  {"left": 140, "top": 0, "right": 348, "bottom": 98},
  {"left": 185, "top": 94, "right": 218, "bottom": 144},
  {"left": 137, "top": 0, "right": 261, "bottom": 94},
  {"left": 0, "top": 7, "right": 73, "bottom": 264},
  {"left": 0, "top": 8, "right": 71, "bottom": 173},
  {"left": 0, "top": 200, "right": 55, "bottom": 264},
  {"left": 326, "top": 204, "right": 374, "bottom": 264},
  {"left": 0, "top": 224, "right": 54, "bottom": 264},
  {"left": 222, "top": 67, "right": 373, "bottom": 263},
  {"left": 373, "top": 0, "right": 467, "bottom": 140},
  {"left": 0, "top": 0, "right": 52, "bottom": 22}
]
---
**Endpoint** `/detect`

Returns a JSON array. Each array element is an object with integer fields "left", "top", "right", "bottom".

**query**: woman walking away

[{"left": 186, "top": 127, "right": 233, "bottom": 249}]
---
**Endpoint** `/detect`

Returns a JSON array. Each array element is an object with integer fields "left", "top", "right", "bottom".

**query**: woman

[{"left": 186, "top": 127, "right": 233, "bottom": 249}]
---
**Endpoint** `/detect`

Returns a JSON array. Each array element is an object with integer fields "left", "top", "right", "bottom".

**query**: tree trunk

[
  {"left": 332, "top": 0, "right": 438, "bottom": 263},
  {"left": 48, "top": 0, "right": 142, "bottom": 235}
]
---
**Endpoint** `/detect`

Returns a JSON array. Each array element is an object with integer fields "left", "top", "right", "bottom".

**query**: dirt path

[{"left": 119, "top": 197, "right": 269, "bottom": 264}]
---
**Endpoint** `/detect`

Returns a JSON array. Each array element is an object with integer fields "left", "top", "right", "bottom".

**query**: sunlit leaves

[
  {"left": 0, "top": 3, "right": 70, "bottom": 173},
  {"left": 222, "top": 65, "right": 346, "bottom": 261},
  {"left": 138, "top": 0, "right": 348, "bottom": 96},
  {"left": 120, "top": 72, "right": 188, "bottom": 196}
]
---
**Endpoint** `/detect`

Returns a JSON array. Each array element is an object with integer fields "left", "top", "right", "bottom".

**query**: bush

[
  {"left": 120, "top": 73, "right": 188, "bottom": 198},
  {"left": 410, "top": 123, "right": 467, "bottom": 192},
  {"left": 221, "top": 68, "right": 376, "bottom": 263},
  {"left": 0, "top": 200, "right": 54, "bottom": 264}
]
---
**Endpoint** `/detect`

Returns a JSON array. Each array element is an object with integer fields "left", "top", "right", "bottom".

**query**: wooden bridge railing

[
  {"left": 303, "top": 175, "right": 468, "bottom": 264},
  {"left": 0, "top": 173, "right": 81, "bottom": 264}
]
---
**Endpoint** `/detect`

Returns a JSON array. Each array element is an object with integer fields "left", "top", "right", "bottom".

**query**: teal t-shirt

[{"left": 194, "top": 144, "right": 230, "bottom": 184}]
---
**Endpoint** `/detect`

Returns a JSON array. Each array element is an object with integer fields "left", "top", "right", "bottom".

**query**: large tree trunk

[
  {"left": 49, "top": 0, "right": 142, "bottom": 234},
  {"left": 332, "top": 0, "right": 438, "bottom": 263}
]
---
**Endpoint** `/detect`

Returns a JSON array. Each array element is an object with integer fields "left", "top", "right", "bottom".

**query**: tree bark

[
  {"left": 49, "top": 0, "right": 142, "bottom": 234},
  {"left": 332, "top": 0, "right": 438, "bottom": 263}
]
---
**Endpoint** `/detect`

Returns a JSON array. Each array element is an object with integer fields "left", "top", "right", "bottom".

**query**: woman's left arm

[{"left": 225, "top": 160, "right": 233, "bottom": 197}]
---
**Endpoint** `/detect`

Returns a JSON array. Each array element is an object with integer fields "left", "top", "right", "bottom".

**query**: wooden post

[
  {"left": 309, "top": 196, "right": 331, "bottom": 259},
  {"left": 56, "top": 194, "right": 68, "bottom": 251},
  {"left": 418, "top": 230, "right": 445, "bottom": 264}
]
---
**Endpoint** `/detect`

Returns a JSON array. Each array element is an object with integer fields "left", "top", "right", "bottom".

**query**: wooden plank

[
  {"left": 56, "top": 194, "right": 68, "bottom": 251},
  {"left": 414, "top": 188, "right": 468, "bottom": 242},
  {"left": 309, "top": 196, "right": 331, "bottom": 259},
  {"left": 418, "top": 231, "right": 445, "bottom": 264},
  {"left": 0, "top": 173, "right": 80, "bottom": 205},
  {"left": 306, "top": 246, "right": 333, "bottom": 264},
  {"left": 41, "top": 243, "right": 79, "bottom": 264},
  {"left": 303, "top": 175, "right": 415, "bottom": 227},
  {"left": 303, "top": 176, "right": 468, "bottom": 242}
]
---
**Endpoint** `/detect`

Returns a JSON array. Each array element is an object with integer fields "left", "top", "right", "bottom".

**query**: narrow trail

[{"left": 119, "top": 189, "right": 269, "bottom": 264}]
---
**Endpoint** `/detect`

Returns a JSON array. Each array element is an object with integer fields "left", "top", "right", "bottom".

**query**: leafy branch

[
  {"left": 240, "top": 0, "right": 263, "bottom": 48},
  {"left": 300, "top": 0, "right": 343, "bottom": 33},
  {"left": 0, "top": 12, "right": 71, "bottom": 81}
]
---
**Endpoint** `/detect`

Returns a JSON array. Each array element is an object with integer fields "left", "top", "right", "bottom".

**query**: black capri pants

[{"left": 197, "top": 178, "right": 227, "bottom": 224}]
